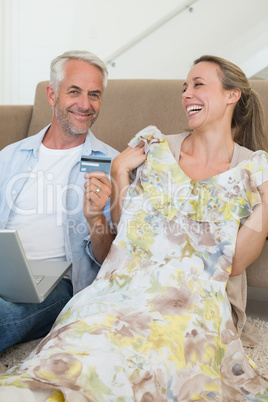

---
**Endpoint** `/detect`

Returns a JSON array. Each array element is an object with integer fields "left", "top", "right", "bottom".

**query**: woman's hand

[{"left": 111, "top": 142, "right": 147, "bottom": 177}]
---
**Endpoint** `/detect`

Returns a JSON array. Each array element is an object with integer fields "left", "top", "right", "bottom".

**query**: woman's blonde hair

[{"left": 194, "top": 55, "right": 268, "bottom": 152}]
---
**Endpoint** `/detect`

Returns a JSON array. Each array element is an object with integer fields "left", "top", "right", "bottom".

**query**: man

[{"left": 0, "top": 50, "right": 118, "bottom": 353}]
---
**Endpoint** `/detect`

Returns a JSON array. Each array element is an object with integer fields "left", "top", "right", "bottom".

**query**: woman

[{"left": 0, "top": 56, "right": 267, "bottom": 401}]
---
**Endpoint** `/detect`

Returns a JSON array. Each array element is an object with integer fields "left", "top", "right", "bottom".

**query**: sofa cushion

[
  {"left": 27, "top": 81, "right": 52, "bottom": 138},
  {"left": 27, "top": 80, "right": 189, "bottom": 150},
  {"left": 0, "top": 106, "right": 33, "bottom": 150}
]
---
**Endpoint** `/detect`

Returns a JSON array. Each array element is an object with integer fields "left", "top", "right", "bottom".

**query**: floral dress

[{"left": 0, "top": 126, "right": 268, "bottom": 401}]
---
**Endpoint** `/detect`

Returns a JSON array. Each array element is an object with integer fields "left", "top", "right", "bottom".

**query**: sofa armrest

[
  {"left": 246, "top": 240, "right": 268, "bottom": 288},
  {"left": 0, "top": 105, "right": 33, "bottom": 150}
]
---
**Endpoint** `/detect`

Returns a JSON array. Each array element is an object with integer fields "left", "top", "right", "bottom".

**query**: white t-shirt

[{"left": 6, "top": 143, "right": 83, "bottom": 260}]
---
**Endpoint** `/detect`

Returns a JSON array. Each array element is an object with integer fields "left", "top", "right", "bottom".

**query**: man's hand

[
  {"left": 83, "top": 171, "right": 112, "bottom": 230},
  {"left": 83, "top": 171, "right": 115, "bottom": 264}
]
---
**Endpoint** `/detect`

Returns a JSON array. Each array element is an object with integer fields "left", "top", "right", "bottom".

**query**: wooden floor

[{"left": 246, "top": 287, "right": 268, "bottom": 321}]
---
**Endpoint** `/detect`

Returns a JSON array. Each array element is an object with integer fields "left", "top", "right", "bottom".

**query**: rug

[
  {"left": 0, "top": 317, "right": 267, "bottom": 375},
  {"left": 244, "top": 317, "right": 268, "bottom": 377}
]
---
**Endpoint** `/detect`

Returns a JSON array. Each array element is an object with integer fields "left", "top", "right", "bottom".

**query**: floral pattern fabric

[{"left": 0, "top": 126, "right": 268, "bottom": 401}]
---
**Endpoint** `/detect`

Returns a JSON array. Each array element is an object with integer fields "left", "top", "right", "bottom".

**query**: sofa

[{"left": 0, "top": 79, "right": 267, "bottom": 290}]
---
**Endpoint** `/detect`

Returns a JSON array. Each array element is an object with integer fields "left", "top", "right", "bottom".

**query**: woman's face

[{"left": 182, "top": 61, "right": 233, "bottom": 131}]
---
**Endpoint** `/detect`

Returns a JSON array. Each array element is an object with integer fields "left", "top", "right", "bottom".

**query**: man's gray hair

[{"left": 50, "top": 50, "right": 108, "bottom": 95}]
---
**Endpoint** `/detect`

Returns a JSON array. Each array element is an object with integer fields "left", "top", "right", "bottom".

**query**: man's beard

[{"left": 55, "top": 105, "right": 97, "bottom": 136}]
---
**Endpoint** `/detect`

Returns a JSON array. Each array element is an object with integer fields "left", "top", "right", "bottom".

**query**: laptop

[{"left": 0, "top": 229, "right": 72, "bottom": 303}]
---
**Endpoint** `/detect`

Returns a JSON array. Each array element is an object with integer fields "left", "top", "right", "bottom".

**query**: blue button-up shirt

[{"left": 0, "top": 125, "right": 119, "bottom": 294}]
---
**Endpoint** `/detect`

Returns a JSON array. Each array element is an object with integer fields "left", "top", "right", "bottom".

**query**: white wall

[
  {"left": 1, "top": 0, "right": 268, "bottom": 105},
  {"left": 105, "top": 0, "right": 268, "bottom": 80},
  {"left": 1, "top": 0, "right": 75, "bottom": 104}
]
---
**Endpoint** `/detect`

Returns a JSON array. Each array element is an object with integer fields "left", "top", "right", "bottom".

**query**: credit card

[{"left": 80, "top": 155, "right": 112, "bottom": 174}]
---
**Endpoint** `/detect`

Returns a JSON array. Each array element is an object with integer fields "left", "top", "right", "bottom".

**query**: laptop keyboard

[{"left": 34, "top": 275, "right": 45, "bottom": 284}]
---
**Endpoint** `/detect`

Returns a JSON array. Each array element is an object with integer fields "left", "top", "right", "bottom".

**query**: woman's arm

[
  {"left": 110, "top": 144, "right": 146, "bottom": 232},
  {"left": 231, "top": 181, "right": 268, "bottom": 276}
]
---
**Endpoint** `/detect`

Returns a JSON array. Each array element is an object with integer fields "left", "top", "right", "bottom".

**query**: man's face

[{"left": 52, "top": 60, "right": 104, "bottom": 136}]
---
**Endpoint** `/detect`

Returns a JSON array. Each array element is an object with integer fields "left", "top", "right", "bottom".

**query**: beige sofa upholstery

[{"left": 0, "top": 79, "right": 267, "bottom": 288}]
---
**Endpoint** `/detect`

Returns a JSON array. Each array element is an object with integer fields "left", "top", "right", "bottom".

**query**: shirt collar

[
  {"left": 20, "top": 124, "right": 108, "bottom": 157},
  {"left": 82, "top": 129, "right": 110, "bottom": 156}
]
